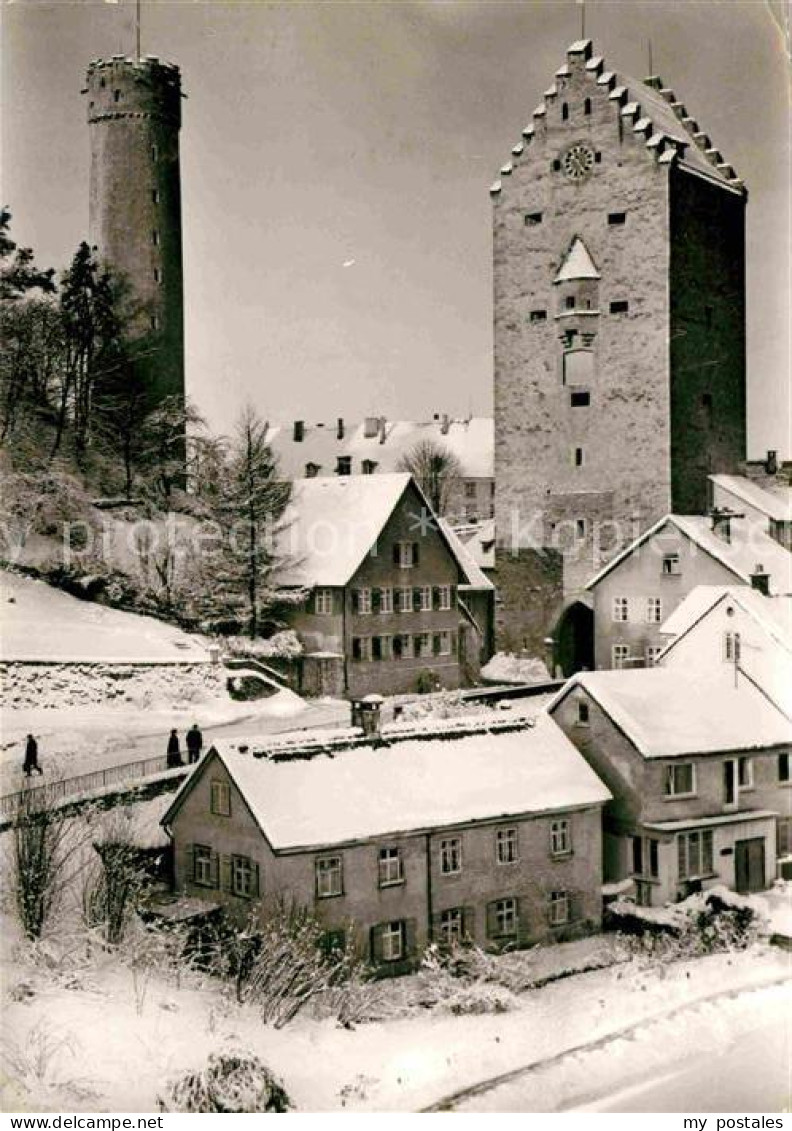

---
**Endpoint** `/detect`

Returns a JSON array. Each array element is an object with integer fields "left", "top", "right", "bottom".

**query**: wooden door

[{"left": 735, "top": 837, "right": 765, "bottom": 893}]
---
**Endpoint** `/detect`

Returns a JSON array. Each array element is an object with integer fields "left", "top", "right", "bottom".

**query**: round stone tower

[{"left": 85, "top": 55, "right": 185, "bottom": 409}]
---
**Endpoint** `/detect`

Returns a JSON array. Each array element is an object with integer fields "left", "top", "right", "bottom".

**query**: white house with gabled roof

[
  {"left": 160, "top": 714, "right": 610, "bottom": 973},
  {"left": 709, "top": 473, "right": 792, "bottom": 551},
  {"left": 549, "top": 668, "right": 792, "bottom": 905},
  {"left": 584, "top": 512, "right": 792, "bottom": 670}
]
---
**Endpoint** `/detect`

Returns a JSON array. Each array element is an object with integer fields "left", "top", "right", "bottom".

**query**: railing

[{"left": 0, "top": 752, "right": 174, "bottom": 821}]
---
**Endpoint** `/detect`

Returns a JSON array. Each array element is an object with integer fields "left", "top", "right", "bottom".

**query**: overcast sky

[{"left": 3, "top": 0, "right": 790, "bottom": 455}]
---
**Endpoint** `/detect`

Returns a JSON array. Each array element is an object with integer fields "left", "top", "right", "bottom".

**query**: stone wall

[{"left": 1, "top": 661, "right": 224, "bottom": 711}]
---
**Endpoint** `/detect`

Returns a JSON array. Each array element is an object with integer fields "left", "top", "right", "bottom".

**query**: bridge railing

[{"left": 0, "top": 753, "right": 173, "bottom": 821}]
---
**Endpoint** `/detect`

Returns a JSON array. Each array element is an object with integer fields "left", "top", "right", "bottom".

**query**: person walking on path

[
  {"left": 166, "top": 729, "right": 182, "bottom": 768},
  {"left": 186, "top": 724, "right": 203, "bottom": 764},
  {"left": 23, "top": 734, "right": 43, "bottom": 777}
]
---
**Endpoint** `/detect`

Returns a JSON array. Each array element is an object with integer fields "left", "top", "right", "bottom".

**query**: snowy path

[{"left": 435, "top": 975, "right": 792, "bottom": 1113}]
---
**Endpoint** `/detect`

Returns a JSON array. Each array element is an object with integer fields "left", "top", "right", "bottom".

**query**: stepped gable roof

[
  {"left": 554, "top": 236, "right": 600, "bottom": 283},
  {"left": 585, "top": 514, "right": 792, "bottom": 596},
  {"left": 162, "top": 713, "right": 610, "bottom": 851},
  {"left": 491, "top": 39, "right": 743, "bottom": 196},
  {"left": 549, "top": 668, "right": 792, "bottom": 759}
]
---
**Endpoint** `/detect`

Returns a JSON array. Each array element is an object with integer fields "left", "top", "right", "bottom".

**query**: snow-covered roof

[
  {"left": 274, "top": 474, "right": 492, "bottom": 590},
  {"left": 267, "top": 416, "right": 493, "bottom": 481},
  {"left": 660, "top": 585, "right": 792, "bottom": 655},
  {"left": 550, "top": 669, "right": 792, "bottom": 759},
  {"left": 554, "top": 236, "right": 600, "bottom": 283},
  {"left": 452, "top": 519, "right": 496, "bottom": 571},
  {"left": 585, "top": 514, "right": 792, "bottom": 596},
  {"left": 165, "top": 715, "right": 610, "bottom": 851},
  {"left": 709, "top": 474, "right": 792, "bottom": 523}
]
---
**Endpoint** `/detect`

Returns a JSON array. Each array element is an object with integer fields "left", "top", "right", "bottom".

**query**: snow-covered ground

[
  {"left": 1, "top": 918, "right": 788, "bottom": 1113},
  {"left": 480, "top": 652, "right": 552, "bottom": 684},
  {"left": 0, "top": 571, "right": 210, "bottom": 663}
]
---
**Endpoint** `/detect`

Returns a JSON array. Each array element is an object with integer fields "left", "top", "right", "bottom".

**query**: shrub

[
  {"left": 611, "top": 887, "right": 764, "bottom": 962},
  {"left": 414, "top": 668, "right": 441, "bottom": 695},
  {"left": 11, "top": 787, "right": 88, "bottom": 940},
  {"left": 161, "top": 1053, "right": 292, "bottom": 1113}
]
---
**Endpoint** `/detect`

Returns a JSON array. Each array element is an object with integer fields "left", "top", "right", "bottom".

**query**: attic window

[
  {"left": 562, "top": 102, "right": 569, "bottom": 121},
  {"left": 610, "top": 300, "right": 629, "bottom": 314},
  {"left": 530, "top": 309, "right": 547, "bottom": 322},
  {"left": 584, "top": 97, "right": 592, "bottom": 115},
  {"left": 576, "top": 700, "right": 590, "bottom": 725},
  {"left": 525, "top": 212, "right": 543, "bottom": 226},
  {"left": 608, "top": 212, "right": 626, "bottom": 225},
  {"left": 570, "top": 391, "right": 590, "bottom": 407}
]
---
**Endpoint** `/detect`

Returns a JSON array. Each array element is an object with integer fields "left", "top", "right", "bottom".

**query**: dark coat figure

[
  {"left": 23, "top": 734, "right": 43, "bottom": 777},
  {"left": 166, "top": 729, "right": 182, "bottom": 768},
  {"left": 186, "top": 724, "right": 203, "bottom": 764}
]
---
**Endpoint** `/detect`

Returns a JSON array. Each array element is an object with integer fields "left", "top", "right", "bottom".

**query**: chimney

[
  {"left": 337, "top": 417, "right": 345, "bottom": 441},
  {"left": 293, "top": 420, "right": 304, "bottom": 442},
  {"left": 440, "top": 413, "right": 451, "bottom": 435},
  {"left": 765, "top": 449, "right": 778, "bottom": 476},
  {"left": 363, "top": 416, "right": 379, "bottom": 439},
  {"left": 750, "top": 564, "right": 770, "bottom": 595},
  {"left": 710, "top": 507, "right": 732, "bottom": 543}
]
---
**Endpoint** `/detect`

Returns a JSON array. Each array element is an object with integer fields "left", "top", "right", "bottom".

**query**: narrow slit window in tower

[
  {"left": 584, "top": 97, "right": 592, "bottom": 115},
  {"left": 574, "top": 447, "right": 584, "bottom": 467},
  {"left": 562, "top": 102, "right": 569, "bottom": 121},
  {"left": 152, "top": 230, "right": 160, "bottom": 246},
  {"left": 152, "top": 189, "right": 160, "bottom": 205},
  {"left": 114, "top": 90, "right": 121, "bottom": 103}
]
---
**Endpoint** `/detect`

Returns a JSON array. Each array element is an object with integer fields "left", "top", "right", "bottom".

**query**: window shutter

[
  {"left": 433, "top": 634, "right": 441, "bottom": 656},
  {"left": 462, "top": 905, "right": 475, "bottom": 942},
  {"left": 404, "top": 918, "right": 418, "bottom": 958},
  {"left": 370, "top": 924, "right": 384, "bottom": 963},
  {"left": 393, "top": 544, "right": 400, "bottom": 566},
  {"left": 372, "top": 588, "right": 381, "bottom": 614},
  {"left": 351, "top": 590, "right": 360, "bottom": 614},
  {"left": 191, "top": 844, "right": 199, "bottom": 882},
  {"left": 570, "top": 891, "right": 582, "bottom": 923},
  {"left": 413, "top": 542, "right": 420, "bottom": 566},
  {"left": 211, "top": 849, "right": 220, "bottom": 888},
  {"left": 219, "top": 854, "right": 232, "bottom": 893},
  {"left": 486, "top": 900, "right": 498, "bottom": 939},
  {"left": 433, "top": 586, "right": 441, "bottom": 610},
  {"left": 251, "top": 861, "right": 260, "bottom": 899},
  {"left": 413, "top": 588, "right": 421, "bottom": 612},
  {"left": 513, "top": 897, "right": 521, "bottom": 939}
]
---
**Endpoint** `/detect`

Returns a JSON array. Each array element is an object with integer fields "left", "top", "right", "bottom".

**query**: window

[
  {"left": 315, "top": 588, "right": 333, "bottom": 615},
  {"left": 612, "top": 644, "right": 631, "bottom": 669},
  {"left": 378, "top": 847, "right": 403, "bottom": 887},
  {"left": 610, "top": 300, "right": 629, "bottom": 314},
  {"left": 465, "top": 481, "right": 477, "bottom": 499},
  {"left": 150, "top": 314, "right": 160, "bottom": 331},
  {"left": 193, "top": 844, "right": 215, "bottom": 887},
  {"left": 584, "top": 97, "right": 592, "bottom": 115},
  {"left": 552, "top": 158, "right": 561, "bottom": 172},
  {"left": 779, "top": 752, "right": 790, "bottom": 783},
  {"left": 565, "top": 295, "right": 576, "bottom": 310},
  {"left": 549, "top": 891, "right": 570, "bottom": 926},
  {"left": 398, "top": 587, "right": 413, "bottom": 614},
  {"left": 437, "top": 585, "right": 452, "bottom": 611},
  {"left": 416, "top": 631, "right": 432, "bottom": 658},
  {"left": 570, "top": 391, "right": 590, "bottom": 407},
  {"left": 613, "top": 596, "right": 629, "bottom": 623},
  {"left": 525, "top": 211, "right": 543, "bottom": 225},
  {"left": 113, "top": 89, "right": 121, "bottom": 102},
  {"left": 677, "top": 830, "right": 713, "bottom": 880},
  {"left": 151, "top": 144, "right": 158, "bottom": 161},
  {"left": 576, "top": 700, "right": 590, "bottom": 726},
  {"left": 664, "top": 763, "right": 695, "bottom": 797},
  {"left": 440, "top": 908, "right": 464, "bottom": 946},
  {"left": 380, "top": 921, "right": 404, "bottom": 962},
  {"left": 435, "top": 631, "right": 452, "bottom": 656},
  {"left": 375, "top": 634, "right": 393, "bottom": 661},
  {"left": 231, "top": 855, "right": 258, "bottom": 899},
  {"left": 632, "top": 836, "right": 659, "bottom": 878},
  {"left": 778, "top": 817, "right": 792, "bottom": 858},
  {"left": 489, "top": 897, "right": 518, "bottom": 938},
  {"left": 561, "top": 102, "right": 569, "bottom": 121},
  {"left": 646, "top": 597, "right": 662, "bottom": 624},
  {"left": 576, "top": 519, "right": 586, "bottom": 539},
  {"left": 530, "top": 309, "right": 547, "bottom": 322},
  {"left": 361, "top": 459, "right": 378, "bottom": 474},
  {"left": 316, "top": 855, "right": 343, "bottom": 898},
  {"left": 496, "top": 828, "right": 518, "bottom": 865},
  {"left": 662, "top": 553, "right": 681, "bottom": 576},
  {"left": 152, "top": 230, "right": 160, "bottom": 246},
  {"left": 336, "top": 456, "right": 351, "bottom": 476},
  {"left": 608, "top": 212, "right": 626, "bottom": 225},
  {"left": 723, "top": 632, "right": 741, "bottom": 663},
  {"left": 573, "top": 447, "right": 584, "bottom": 467},
  {"left": 351, "top": 636, "right": 371, "bottom": 662},
  {"left": 151, "top": 188, "right": 160, "bottom": 204},
  {"left": 645, "top": 644, "right": 664, "bottom": 667},
  {"left": 440, "top": 837, "right": 462, "bottom": 875},
  {"left": 210, "top": 780, "right": 231, "bottom": 817},
  {"left": 153, "top": 267, "right": 162, "bottom": 284},
  {"left": 738, "top": 756, "right": 753, "bottom": 789},
  {"left": 305, "top": 462, "right": 320, "bottom": 478},
  {"left": 417, "top": 586, "right": 432, "bottom": 612},
  {"left": 379, "top": 587, "right": 393, "bottom": 614},
  {"left": 355, "top": 588, "right": 372, "bottom": 614},
  {"left": 395, "top": 541, "right": 419, "bottom": 568},
  {"left": 550, "top": 819, "right": 571, "bottom": 856}
]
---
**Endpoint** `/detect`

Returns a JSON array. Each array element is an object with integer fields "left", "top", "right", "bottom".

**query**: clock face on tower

[{"left": 562, "top": 143, "right": 596, "bottom": 181}]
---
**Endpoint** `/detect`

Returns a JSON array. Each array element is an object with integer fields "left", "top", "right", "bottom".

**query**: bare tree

[
  {"left": 12, "top": 786, "right": 88, "bottom": 940},
  {"left": 397, "top": 438, "right": 463, "bottom": 516}
]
